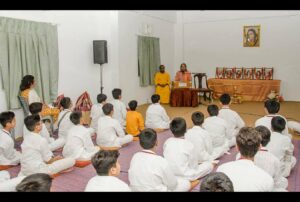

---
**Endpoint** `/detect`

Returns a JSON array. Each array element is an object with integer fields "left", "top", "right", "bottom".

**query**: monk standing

[{"left": 154, "top": 65, "right": 170, "bottom": 104}]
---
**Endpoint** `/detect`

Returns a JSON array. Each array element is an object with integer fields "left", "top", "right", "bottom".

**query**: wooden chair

[{"left": 193, "top": 73, "right": 213, "bottom": 103}]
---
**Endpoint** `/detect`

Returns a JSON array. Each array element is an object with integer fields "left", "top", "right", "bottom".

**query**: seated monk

[{"left": 175, "top": 63, "right": 192, "bottom": 82}]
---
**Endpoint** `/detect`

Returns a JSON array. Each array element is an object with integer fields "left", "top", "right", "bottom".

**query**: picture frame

[
  {"left": 234, "top": 67, "right": 243, "bottom": 79},
  {"left": 224, "top": 68, "right": 235, "bottom": 79},
  {"left": 253, "top": 67, "right": 263, "bottom": 80},
  {"left": 243, "top": 25, "right": 260, "bottom": 47},
  {"left": 243, "top": 68, "right": 253, "bottom": 80},
  {"left": 215, "top": 67, "right": 225, "bottom": 79},
  {"left": 263, "top": 67, "right": 274, "bottom": 80}
]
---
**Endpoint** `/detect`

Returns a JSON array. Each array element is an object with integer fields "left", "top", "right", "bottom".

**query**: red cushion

[{"left": 75, "top": 160, "right": 91, "bottom": 168}]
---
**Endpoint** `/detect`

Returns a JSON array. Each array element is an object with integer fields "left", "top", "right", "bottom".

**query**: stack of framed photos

[{"left": 215, "top": 67, "right": 273, "bottom": 80}]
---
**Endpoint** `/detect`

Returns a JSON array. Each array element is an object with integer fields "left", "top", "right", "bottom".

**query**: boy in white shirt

[
  {"left": 218, "top": 94, "right": 245, "bottom": 147},
  {"left": 255, "top": 99, "right": 291, "bottom": 138},
  {"left": 267, "top": 116, "right": 296, "bottom": 177},
  {"left": 203, "top": 105, "right": 229, "bottom": 153},
  {"left": 185, "top": 111, "right": 225, "bottom": 163},
  {"left": 217, "top": 127, "right": 274, "bottom": 192},
  {"left": 0, "top": 111, "right": 21, "bottom": 167},
  {"left": 97, "top": 103, "right": 133, "bottom": 148},
  {"left": 85, "top": 150, "right": 130, "bottom": 192},
  {"left": 145, "top": 94, "right": 170, "bottom": 131},
  {"left": 163, "top": 118, "right": 215, "bottom": 182},
  {"left": 16, "top": 173, "right": 52, "bottom": 192},
  {"left": 128, "top": 128, "right": 192, "bottom": 192},
  {"left": 90, "top": 94, "right": 107, "bottom": 132},
  {"left": 0, "top": 170, "right": 25, "bottom": 192},
  {"left": 200, "top": 172, "right": 234, "bottom": 192},
  {"left": 63, "top": 111, "right": 100, "bottom": 163},
  {"left": 19, "top": 115, "right": 75, "bottom": 177},
  {"left": 110, "top": 89, "right": 127, "bottom": 127}
]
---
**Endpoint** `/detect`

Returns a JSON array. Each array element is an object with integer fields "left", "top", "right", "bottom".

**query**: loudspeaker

[{"left": 93, "top": 40, "right": 108, "bottom": 65}]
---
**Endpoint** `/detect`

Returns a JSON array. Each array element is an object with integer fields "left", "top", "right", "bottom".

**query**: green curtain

[
  {"left": 0, "top": 16, "right": 59, "bottom": 109},
  {"left": 138, "top": 36, "right": 161, "bottom": 87}
]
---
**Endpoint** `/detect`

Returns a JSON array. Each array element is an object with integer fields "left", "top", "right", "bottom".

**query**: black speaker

[{"left": 93, "top": 40, "right": 108, "bottom": 65}]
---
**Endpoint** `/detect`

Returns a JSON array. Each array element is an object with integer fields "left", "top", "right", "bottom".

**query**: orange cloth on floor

[{"left": 126, "top": 111, "right": 145, "bottom": 136}]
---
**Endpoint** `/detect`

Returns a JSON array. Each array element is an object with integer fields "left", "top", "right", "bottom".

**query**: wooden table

[
  {"left": 207, "top": 78, "right": 281, "bottom": 101},
  {"left": 170, "top": 88, "right": 199, "bottom": 107}
]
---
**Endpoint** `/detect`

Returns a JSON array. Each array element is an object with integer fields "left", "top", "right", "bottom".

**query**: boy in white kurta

[
  {"left": 110, "top": 89, "right": 127, "bottom": 127},
  {"left": 203, "top": 105, "right": 229, "bottom": 154},
  {"left": 185, "top": 111, "right": 224, "bottom": 163},
  {"left": 145, "top": 94, "right": 170, "bottom": 130},
  {"left": 85, "top": 150, "right": 131, "bottom": 192},
  {"left": 63, "top": 111, "right": 100, "bottom": 161},
  {"left": 255, "top": 99, "right": 291, "bottom": 138},
  {"left": 90, "top": 94, "right": 107, "bottom": 131},
  {"left": 163, "top": 118, "right": 215, "bottom": 181},
  {"left": 218, "top": 94, "right": 245, "bottom": 147},
  {"left": 0, "top": 171, "right": 25, "bottom": 192},
  {"left": 97, "top": 103, "right": 133, "bottom": 148},
  {"left": 200, "top": 172, "right": 234, "bottom": 192},
  {"left": 16, "top": 173, "right": 52, "bottom": 192},
  {"left": 267, "top": 117, "right": 296, "bottom": 178},
  {"left": 236, "top": 126, "right": 288, "bottom": 191},
  {"left": 217, "top": 127, "right": 274, "bottom": 192},
  {"left": 128, "top": 128, "right": 191, "bottom": 192},
  {"left": 0, "top": 111, "right": 21, "bottom": 166},
  {"left": 19, "top": 115, "right": 75, "bottom": 177}
]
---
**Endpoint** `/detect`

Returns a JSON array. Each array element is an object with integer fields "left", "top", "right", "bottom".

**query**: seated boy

[
  {"left": 218, "top": 94, "right": 245, "bottom": 147},
  {"left": 19, "top": 115, "right": 75, "bottom": 177},
  {"left": 128, "top": 128, "right": 191, "bottom": 192},
  {"left": 84, "top": 150, "right": 131, "bottom": 191},
  {"left": 163, "top": 118, "right": 215, "bottom": 182},
  {"left": 126, "top": 100, "right": 144, "bottom": 139},
  {"left": 0, "top": 111, "right": 21, "bottom": 168},
  {"left": 110, "top": 89, "right": 127, "bottom": 127},
  {"left": 16, "top": 173, "right": 52, "bottom": 192},
  {"left": 267, "top": 117, "right": 296, "bottom": 177},
  {"left": 200, "top": 172, "right": 234, "bottom": 192},
  {"left": 0, "top": 171, "right": 25, "bottom": 192},
  {"left": 185, "top": 112, "right": 225, "bottom": 163},
  {"left": 145, "top": 94, "right": 170, "bottom": 131},
  {"left": 203, "top": 105, "right": 229, "bottom": 153},
  {"left": 97, "top": 103, "right": 133, "bottom": 148},
  {"left": 217, "top": 127, "right": 274, "bottom": 191},
  {"left": 90, "top": 94, "right": 107, "bottom": 131},
  {"left": 62, "top": 111, "right": 100, "bottom": 162}
]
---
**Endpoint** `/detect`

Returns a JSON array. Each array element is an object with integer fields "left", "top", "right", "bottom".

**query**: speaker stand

[{"left": 100, "top": 64, "right": 104, "bottom": 94}]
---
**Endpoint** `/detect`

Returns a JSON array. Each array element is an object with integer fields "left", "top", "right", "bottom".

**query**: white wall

[{"left": 179, "top": 11, "right": 300, "bottom": 101}]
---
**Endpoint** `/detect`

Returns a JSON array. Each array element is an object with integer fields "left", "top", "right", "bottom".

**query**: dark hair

[
  {"left": 112, "top": 89, "right": 122, "bottom": 100},
  {"left": 16, "top": 173, "right": 52, "bottom": 192},
  {"left": 170, "top": 117, "right": 186, "bottom": 137},
  {"left": 180, "top": 63, "right": 187, "bottom": 68},
  {"left": 191, "top": 111, "right": 204, "bottom": 126},
  {"left": 200, "top": 172, "right": 234, "bottom": 192},
  {"left": 70, "top": 111, "right": 82, "bottom": 125},
  {"left": 20, "top": 75, "right": 34, "bottom": 91},
  {"left": 102, "top": 103, "right": 114, "bottom": 115},
  {"left": 220, "top": 94, "right": 231, "bottom": 105},
  {"left": 264, "top": 99, "right": 280, "bottom": 114},
  {"left": 139, "top": 129, "right": 157, "bottom": 150},
  {"left": 207, "top": 105, "right": 219, "bottom": 116},
  {"left": 60, "top": 97, "right": 72, "bottom": 109},
  {"left": 92, "top": 150, "right": 120, "bottom": 176},
  {"left": 29, "top": 102, "right": 43, "bottom": 115},
  {"left": 0, "top": 111, "right": 15, "bottom": 127},
  {"left": 247, "top": 29, "right": 257, "bottom": 39},
  {"left": 151, "top": 94, "right": 160, "bottom": 104},
  {"left": 236, "top": 127, "right": 261, "bottom": 158},
  {"left": 255, "top": 126, "right": 271, "bottom": 147},
  {"left": 271, "top": 116, "right": 286, "bottom": 133},
  {"left": 24, "top": 115, "right": 41, "bottom": 132},
  {"left": 128, "top": 100, "right": 138, "bottom": 111},
  {"left": 97, "top": 94, "right": 107, "bottom": 103}
]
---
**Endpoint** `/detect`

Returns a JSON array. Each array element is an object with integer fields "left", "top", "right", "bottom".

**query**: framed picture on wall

[{"left": 243, "top": 25, "right": 260, "bottom": 47}]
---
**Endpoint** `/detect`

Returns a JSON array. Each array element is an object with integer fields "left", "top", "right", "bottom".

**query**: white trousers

[
  {"left": 0, "top": 171, "right": 26, "bottom": 192},
  {"left": 116, "top": 135, "right": 134, "bottom": 147},
  {"left": 281, "top": 156, "right": 297, "bottom": 177}
]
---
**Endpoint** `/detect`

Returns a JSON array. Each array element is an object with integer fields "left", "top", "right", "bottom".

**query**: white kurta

[
  {"left": 0, "top": 171, "right": 25, "bottom": 192},
  {"left": 288, "top": 121, "right": 300, "bottom": 134},
  {"left": 90, "top": 103, "right": 104, "bottom": 131},
  {"left": 110, "top": 99, "right": 127, "bottom": 127},
  {"left": 255, "top": 114, "right": 291, "bottom": 138},
  {"left": 97, "top": 116, "right": 133, "bottom": 147},
  {"left": 145, "top": 103, "right": 170, "bottom": 129},
  {"left": 0, "top": 130, "right": 21, "bottom": 165},
  {"left": 185, "top": 126, "right": 225, "bottom": 163},
  {"left": 62, "top": 125, "right": 99, "bottom": 160},
  {"left": 266, "top": 131, "right": 296, "bottom": 177},
  {"left": 57, "top": 109, "right": 73, "bottom": 140},
  {"left": 217, "top": 159, "right": 274, "bottom": 191},
  {"left": 218, "top": 107, "right": 245, "bottom": 147},
  {"left": 85, "top": 176, "right": 131, "bottom": 192},
  {"left": 128, "top": 150, "right": 190, "bottom": 192},
  {"left": 163, "top": 137, "right": 213, "bottom": 181},
  {"left": 203, "top": 116, "right": 229, "bottom": 153}
]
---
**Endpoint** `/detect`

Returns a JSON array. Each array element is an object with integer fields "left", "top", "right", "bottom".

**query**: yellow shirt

[{"left": 126, "top": 111, "right": 145, "bottom": 136}]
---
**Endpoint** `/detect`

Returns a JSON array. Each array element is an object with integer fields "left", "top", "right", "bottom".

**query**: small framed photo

[
  {"left": 263, "top": 67, "right": 273, "bottom": 80},
  {"left": 215, "top": 67, "right": 225, "bottom": 79},
  {"left": 224, "top": 68, "right": 235, "bottom": 79},
  {"left": 234, "top": 68, "right": 243, "bottom": 79},
  {"left": 243, "top": 68, "right": 253, "bottom": 80},
  {"left": 243, "top": 25, "right": 260, "bottom": 47},
  {"left": 253, "top": 68, "right": 263, "bottom": 80}
]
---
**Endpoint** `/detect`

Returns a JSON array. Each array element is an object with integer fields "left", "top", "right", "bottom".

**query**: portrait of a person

[{"left": 243, "top": 26, "right": 260, "bottom": 47}]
